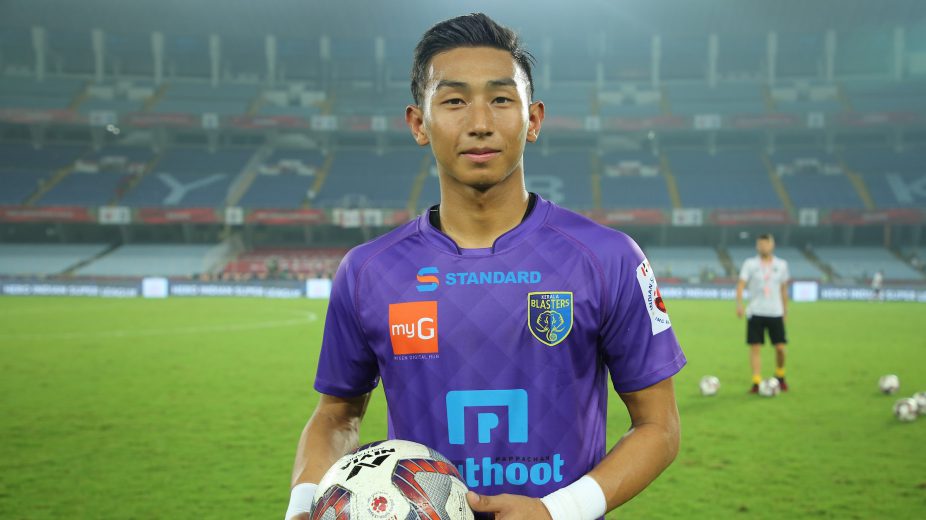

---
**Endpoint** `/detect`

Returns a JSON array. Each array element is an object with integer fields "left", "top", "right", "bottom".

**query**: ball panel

[{"left": 310, "top": 485, "right": 353, "bottom": 520}]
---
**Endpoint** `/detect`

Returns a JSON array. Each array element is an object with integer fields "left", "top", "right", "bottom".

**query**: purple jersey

[{"left": 314, "top": 195, "right": 685, "bottom": 499}]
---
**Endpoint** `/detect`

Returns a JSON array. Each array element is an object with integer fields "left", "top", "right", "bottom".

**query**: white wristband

[
  {"left": 540, "top": 475, "right": 607, "bottom": 520},
  {"left": 284, "top": 482, "right": 318, "bottom": 520}
]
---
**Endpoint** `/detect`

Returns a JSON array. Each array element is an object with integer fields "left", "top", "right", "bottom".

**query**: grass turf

[{"left": 0, "top": 297, "right": 924, "bottom": 518}]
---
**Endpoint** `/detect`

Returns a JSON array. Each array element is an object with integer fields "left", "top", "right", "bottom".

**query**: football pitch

[{"left": 0, "top": 297, "right": 924, "bottom": 519}]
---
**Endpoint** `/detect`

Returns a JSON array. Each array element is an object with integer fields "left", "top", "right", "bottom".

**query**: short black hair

[
  {"left": 410, "top": 13, "right": 535, "bottom": 106},
  {"left": 757, "top": 233, "right": 775, "bottom": 241}
]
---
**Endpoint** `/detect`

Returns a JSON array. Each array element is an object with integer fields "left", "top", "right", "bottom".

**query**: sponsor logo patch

[
  {"left": 389, "top": 301, "right": 438, "bottom": 355},
  {"left": 527, "top": 292, "right": 573, "bottom": 347},
  {"left": 416, "top": 266, "right": 440, "bottom": 292},
  {"left": 636, "top": 259, "right": 671, "bottom": 335}
]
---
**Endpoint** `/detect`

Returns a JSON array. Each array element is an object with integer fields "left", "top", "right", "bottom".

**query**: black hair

[
  {"left": 757, "top": 233, "right": 775, "bottom": 241},
  {"left": 410, "top": 13, "right": 535, "bottom": 106}
]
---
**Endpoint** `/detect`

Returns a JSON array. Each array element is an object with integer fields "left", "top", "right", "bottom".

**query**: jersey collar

[{"left": 417, "top": 193, "right": 551, "bottom": 255}]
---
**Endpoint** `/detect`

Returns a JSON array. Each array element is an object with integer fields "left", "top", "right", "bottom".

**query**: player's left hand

[{"left": 466, "top": 491, "right": 553, "bottom": 520}]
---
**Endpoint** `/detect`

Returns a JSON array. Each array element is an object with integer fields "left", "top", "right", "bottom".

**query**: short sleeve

[
  {"left": 739, "top": 260, "right": 751, "bottom": 282},
  {"left": 598, "top": 235, "right": 687, "bottom": 394},
  {"left": 781, "top": 261, "right": 791, "bottom": 284},
  {"left": 313, "top": 252, "right": 380, "bottom": 397}
]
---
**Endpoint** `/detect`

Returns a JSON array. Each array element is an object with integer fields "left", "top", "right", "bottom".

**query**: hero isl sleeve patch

[{"left": 635, "top": 259, "right": 671, "bottom": 335}]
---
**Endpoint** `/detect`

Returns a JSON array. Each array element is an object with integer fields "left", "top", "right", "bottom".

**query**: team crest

[{"left": 527, "top": 292, "right": 573, "bottom": 347}]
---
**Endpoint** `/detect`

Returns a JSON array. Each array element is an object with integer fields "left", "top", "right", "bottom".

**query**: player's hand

[
  {"left": 736, "top": 304, "right": 744, "bottom": 318},
  {"left": 466, "top": 491, "right": 553, "bottom": 520},
  {"left": 286, "top": 514, "right": 309, "bottom": 520}
]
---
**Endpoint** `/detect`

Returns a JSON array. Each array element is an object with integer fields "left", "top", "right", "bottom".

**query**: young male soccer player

[
  {"left": 735, "top": 234, "right": 791, "bottom": 393},
  {"left": 285, "top": 14, "right": 686, "bottom": 520}
]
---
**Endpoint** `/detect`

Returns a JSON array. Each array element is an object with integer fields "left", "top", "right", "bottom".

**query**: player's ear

[
  {"left": 526, "top": 100, "right": 544, "bottom": 143},
  {"left": 406, "top": 105, "right": 430, "bottom": 146}
]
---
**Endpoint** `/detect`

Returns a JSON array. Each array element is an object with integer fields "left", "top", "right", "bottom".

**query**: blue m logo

[{"left": 446, "top": 389, "right": 528, "bottom": 445}]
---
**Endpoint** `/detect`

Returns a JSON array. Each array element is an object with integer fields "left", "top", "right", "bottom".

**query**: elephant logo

[{"left": 527, "top": 292, "right": 573, "bottom": 347}]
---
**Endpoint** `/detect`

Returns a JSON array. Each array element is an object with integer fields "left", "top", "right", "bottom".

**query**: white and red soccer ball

[
  {"left": 913, "top": 392, "right": 926, "bottom": 415},
  {"left": 310, "top": 439, "right": 473, "bottom": 520},
  {"left": 879, "top": 374, "right": 900, "bottom": 394},
  {"left": 758, "top": 378, "right": 781, "bottom": 397},
  {"left": 699, "top": 376, "right": 720, "bottom": 396},
  {"left": 893, "top": 398, "right": 918, "bottom": 423}
]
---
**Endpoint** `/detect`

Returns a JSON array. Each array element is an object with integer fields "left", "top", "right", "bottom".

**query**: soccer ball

[
  {"left": 893, "top": 398, "right": 918, "bottom": 422},
  {"left": 310, "top": 439, "right": 473, "bottom": 520},
  {"left": 758, "top": 378, "right": 781, "bottom": 397},
  {"left": 879, "top": 374, "right": 900, "bottom": 394},
  {"left": 699, "top": 376, "right": 720, "bottom": 396},
  {"left": 913, "top": 392, "right": 926, "bottom": 415}
]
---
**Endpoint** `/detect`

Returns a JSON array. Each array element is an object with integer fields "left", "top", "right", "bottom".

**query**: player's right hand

[{"left": 736, "top": 305, "right": 744, "bottom": 318}]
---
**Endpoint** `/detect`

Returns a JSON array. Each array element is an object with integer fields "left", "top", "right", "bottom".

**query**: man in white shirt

[
  {"left": 735, "top": 234, "right": 790, "bottom": 393},
  {"left": 871, "top": 270, "right": 884, "bottom": 301}
]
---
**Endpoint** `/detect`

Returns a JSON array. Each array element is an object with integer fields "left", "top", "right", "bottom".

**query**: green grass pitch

[{"left": 1, "top": 297, "right": 924, "bottom": 518}]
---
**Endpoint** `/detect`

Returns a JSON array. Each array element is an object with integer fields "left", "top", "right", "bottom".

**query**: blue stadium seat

[
  {"left": 771, "top": 150, "right": 864, "bottom": 209},
  {"left": 238, "top": 149, "right": 324, "bottom": 208},
  {"left": 524, "top": 150, "right": 594, "bottom": 209},
  {"left": 599, "top": 151, "right": 670, "bottom": 209},
  {"left": 316, "top": 150, "right": 426, "bottom": 209},
  {"left": 669, "top": 149, "right": 781, "bottom": 209},
  {"left": 843, "top": 148, "right": 926, "bottom": 208}
]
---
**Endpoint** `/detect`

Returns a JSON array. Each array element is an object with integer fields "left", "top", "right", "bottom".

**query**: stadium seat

[
  {"left": 0, "top": 243, "right": 110, "bottom": 276},
  {"left": 76, "top": 244, "right": 232, "bottom": 277}
]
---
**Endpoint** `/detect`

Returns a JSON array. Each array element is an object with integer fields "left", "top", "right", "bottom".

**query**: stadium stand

[
  {"left": 276, "top": 36, "right": 324, "bottom": 83},
  {"left": 599, "top": 151, "right": 672, "bottom": 209},
  {"left": 0, "top": 76, "right": 86, "bottom": 110},
  {"left": 315, "top": 150, "right": 425, "bottom": 209},
  {"left": 36, "top": 146, "right": 155, "bottom": 206},
  {"left": 727, "top": 246, "right": 826, "bottom": 280},
  {"left": 666, "top": 83, "right": 764, "bottom": 116},
  {"left": 842, "top": 78, "right": 926, "bottom": 113},
  {"left": 237, "top": 149, "right": 324, "bottom": 208},
  {"left": 222, "top": 248, "right": 347, "bottom": 278},
  {"left": 669, "top": 149, "right": 782, "bottom": 209},
  {"left": 842, "top": 147, "right": 926, "bottom": 208},
  {"left": 813, "top": 247, "right": 924, "bottom": 281},
  {"left": 597, "top": 84, "right": 662, "bottom": 118},
  {"left": 770, "top": 81, "right": 843, "bottom": 115},
  {"left": 153, "top": 82, "right": 261, "bottom": 115},
  {"left": 523, "top": 149, "right": 594, "bottom": 209},
  {"left": 330, "top": 37, "right": 376, "bottom": 82},
  {"left": 644, "top": 247, "right": 724, "bottom": 281},
  {"left": 75, "top": 244, "right": 232, "bottom": 277},
  {"left": 770, "top": 150, "right": 865, "bottom": 209},
  {"left": 120, "top": 147, "right": 256, "bottom": 207},
  {"left": 0, "top": 143, "right": 86, "bottom": 205},
  {"left": 0, "top": 244, "right": 111, "bottom": 276},
  {"left": 550, "top": 36, "right": 597, "bottom": 82}
]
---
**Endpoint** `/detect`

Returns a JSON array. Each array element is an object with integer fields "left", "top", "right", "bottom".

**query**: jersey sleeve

[
  {"left": 598, "top": 234, "right": 687, "bottom": 394},
  {"left": 313, "top": 250, "right": 380, "bottom": 398},
  {"left": 781, "top": 260, "right": 791, "bottom": 284},
  {"left": 739, "top": 259, "right": 752, "bottom": 282}
]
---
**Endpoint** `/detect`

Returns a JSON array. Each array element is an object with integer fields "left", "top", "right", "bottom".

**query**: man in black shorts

[{"left": 735, "top": 234, "right": 790, "bottom": 393}]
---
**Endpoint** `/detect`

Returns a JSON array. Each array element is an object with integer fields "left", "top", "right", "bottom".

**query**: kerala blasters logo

[{"left": 527, "top": 292, "right": 573, "bottom": 347}]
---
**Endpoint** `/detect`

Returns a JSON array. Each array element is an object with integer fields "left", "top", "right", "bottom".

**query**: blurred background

[{"left": 1, "top": 0, "right": 925, "bottom": 297}]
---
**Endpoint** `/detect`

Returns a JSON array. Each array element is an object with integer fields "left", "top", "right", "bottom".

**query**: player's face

[
  {"left": 406, "top": 47, "right": 544, "bottom": 192},
  {"left": 756, "top": 238, "right": 775, "bottom": 256}
]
